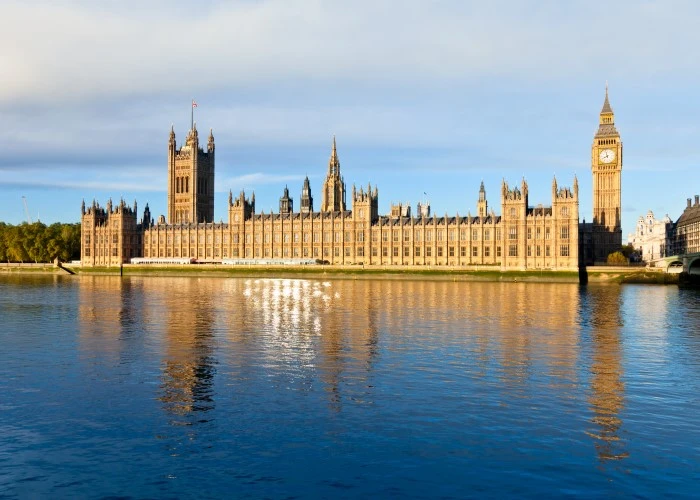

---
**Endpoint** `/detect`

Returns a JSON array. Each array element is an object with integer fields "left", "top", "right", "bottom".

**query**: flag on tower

[{"left": 190, "top": 99, "right": 198, "bottom": 131}]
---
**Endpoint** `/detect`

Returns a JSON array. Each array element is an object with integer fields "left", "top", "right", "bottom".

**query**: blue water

[{"left": 1, "top": 275, "right": 698, "bottom": 498}]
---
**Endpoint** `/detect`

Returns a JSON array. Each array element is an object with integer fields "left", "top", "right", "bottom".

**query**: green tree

[
  {"left": 0, "top": 223, "right": 8, "bottom": 262},
  {"left": 607, "top": 251, "right": 628, "bottom": 265},
  {"left": 620, "top": 243, "right": 636, "bottom": 259},
  {"left": 7, "top": 226, "right": 28, "bottom": 262},
  {"left": 0, "top": 221, "right": 82, "bottom": 263}
]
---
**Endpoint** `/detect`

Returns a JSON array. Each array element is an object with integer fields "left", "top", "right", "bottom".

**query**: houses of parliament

[{"left": 80, "top": 89, "right": 623, "bottom": 270}]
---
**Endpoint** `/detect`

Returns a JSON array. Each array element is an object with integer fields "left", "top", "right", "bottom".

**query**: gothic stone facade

[
  {"left": 84, "top": 98, "right": 639, "bottom": 271},
  {"left": 81, "top": 137, "right": 579, "bottom": 270}
]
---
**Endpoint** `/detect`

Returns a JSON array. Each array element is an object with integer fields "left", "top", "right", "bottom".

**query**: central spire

[
  {"left": 328, "top": 135, "right": 340, "bottom": 176},
  {"left": 321, "top": 135, "right": 346, "bottom": 212}
]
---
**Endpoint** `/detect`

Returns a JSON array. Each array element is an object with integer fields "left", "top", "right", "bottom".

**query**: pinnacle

[{"left": 601, "top": 84, "right": 613, "bottom": 114}]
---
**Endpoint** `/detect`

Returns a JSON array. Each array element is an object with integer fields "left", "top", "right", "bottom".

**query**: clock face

[{"left": 599, "top": 148, "right": 615, "bottom": 164}]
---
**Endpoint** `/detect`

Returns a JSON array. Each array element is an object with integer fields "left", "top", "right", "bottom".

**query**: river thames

[{"left": 0, "top": 274, "right": 698, "bottom": 497}]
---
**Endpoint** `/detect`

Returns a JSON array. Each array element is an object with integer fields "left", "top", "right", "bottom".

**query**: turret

[
  {"left": 416, "top": 200, "right": 430, "bottom": 218},
  {"left": 300, "top": 176, "right": 314, "bottom": 214},
  {"left": 477, "top": 181, "right": 488, "bottom": 218},
  {"left": 142, "top": 203, "right": 152, "bottom": 227},
  {"left": 229, "top": 190, "right": 255, "bottom": 222},
  {"left": 352, "top": 181, "right": 379, "bottom": 221},
  {"left": 208, "top": 128, "right": 215, "bottom": 153},
  {"left": 279, "top": 185, "right": 293, "bottom": 214}
]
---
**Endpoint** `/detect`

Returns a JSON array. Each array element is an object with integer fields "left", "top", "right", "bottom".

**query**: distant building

[
  {"left": 674, "top": 195, "right": 700, "bottom": 255},
  {"left": 627, "top": 211, "right": 673, "bottom": 262}
]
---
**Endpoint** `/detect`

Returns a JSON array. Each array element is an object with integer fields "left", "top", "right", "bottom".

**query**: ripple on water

[{"left": 0, "top": 276, "right": 699, "bottom": 497}]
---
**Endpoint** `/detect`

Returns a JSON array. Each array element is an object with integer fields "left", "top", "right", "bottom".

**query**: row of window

[
  {"left": 94, "top": 241, "right": 572, "bottom": 262},
  {"left": 141, "top": 245, "right": 506, "bottom": 260},
  {"left": 140, "top": 225, "right": 575, "bottom": 246}
]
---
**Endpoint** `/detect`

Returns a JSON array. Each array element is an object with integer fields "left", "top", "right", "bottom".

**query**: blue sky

[{"left": 1, "top": 0, "right": 699, "bottom": 239}]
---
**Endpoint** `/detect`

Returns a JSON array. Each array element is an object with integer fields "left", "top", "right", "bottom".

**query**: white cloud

[{"left": 2, "top": 0, "right": 699, "bottom": 103}]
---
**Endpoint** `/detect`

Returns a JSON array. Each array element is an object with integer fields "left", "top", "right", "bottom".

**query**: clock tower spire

[{"left": 591, "top": 83, "right": 623, "bottom": 262}]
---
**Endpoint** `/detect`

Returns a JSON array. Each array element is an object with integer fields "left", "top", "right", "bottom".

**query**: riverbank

[{"left": 1, "top": 262, "right": 680, "bottom": 284}]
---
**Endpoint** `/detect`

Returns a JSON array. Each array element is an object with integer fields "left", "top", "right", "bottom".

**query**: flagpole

[{"left": 191, "top": 99, "right": 194, "bottom": 131}]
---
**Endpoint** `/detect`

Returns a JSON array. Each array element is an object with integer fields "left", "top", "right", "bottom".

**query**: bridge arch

[
  {"left": 667, "top": 260, "right": 684, "bottom": 274},
  {"left": 688, "top": 257, "right": 700, "bottom": 275}
]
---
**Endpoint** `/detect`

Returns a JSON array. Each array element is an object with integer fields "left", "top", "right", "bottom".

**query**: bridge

[{"left": 659, "top": 252, "right": 700, "bottom": 275}]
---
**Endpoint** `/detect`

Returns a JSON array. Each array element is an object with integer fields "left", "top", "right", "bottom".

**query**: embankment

[{"left": 2, "top": 263, "right": 680, "bottom": 284}]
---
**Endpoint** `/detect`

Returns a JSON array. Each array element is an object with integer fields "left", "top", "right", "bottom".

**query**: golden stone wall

[
  {"left": 133, "top": 177, "right": 579, "bottom": 271},
  {"left": 80, "top": 199, "right": 141, "bottom": 267},
  {"left": 81, "top": 125, "right": 582, "bottom": 271}
]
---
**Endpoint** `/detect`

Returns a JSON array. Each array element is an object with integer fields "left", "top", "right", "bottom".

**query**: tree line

[{"left": 0, "top": 222, "right": 81, "bottom": 263}]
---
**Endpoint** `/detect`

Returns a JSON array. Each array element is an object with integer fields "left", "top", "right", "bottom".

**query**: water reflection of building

[
  {"left": 585, "top": 285, "right": 628, "bottom": 462},
  {"left": 318, "top": 280, "right": 379, "bottom": 411},
  {"left": 156, "top": 278, "right": 216, "bottom": 416},
  {"left": 78, "top": 276, "right": 143, "bottom": 360},
  {"left": 361, "top": 281, "right": 580, "bottom": 386}
]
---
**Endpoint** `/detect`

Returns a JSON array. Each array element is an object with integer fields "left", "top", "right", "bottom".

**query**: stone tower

[
  {"left": 80, "top": 198, "right": 139, "bottom": 266},
  {"left": 501, "top": 178, "right": 529, "bottom": 269},
  {"left": 300, "top": 176, "right": 313, "bottom": 214},
  {"left": 352, "top": 183, "right": 379, "bottom": 222},
  {"left": 321, "top": 136, "right": 346, "bottom": 212},
  {"left": 477, "top": 180, "right": 488, "bottom": 217},
  {"left": 279, "top": 185, "right": 293, "bottom": 214},
  {"left": 167, "top": 124, "right": 215, "bottom": 224},
  {"left": 591, "top": 84, "right": 623, "bottom": 261}
]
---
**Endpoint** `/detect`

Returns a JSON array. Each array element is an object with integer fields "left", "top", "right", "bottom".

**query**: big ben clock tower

[{"left": 591, "top": 84, "right": 623, "bottom": 261}]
